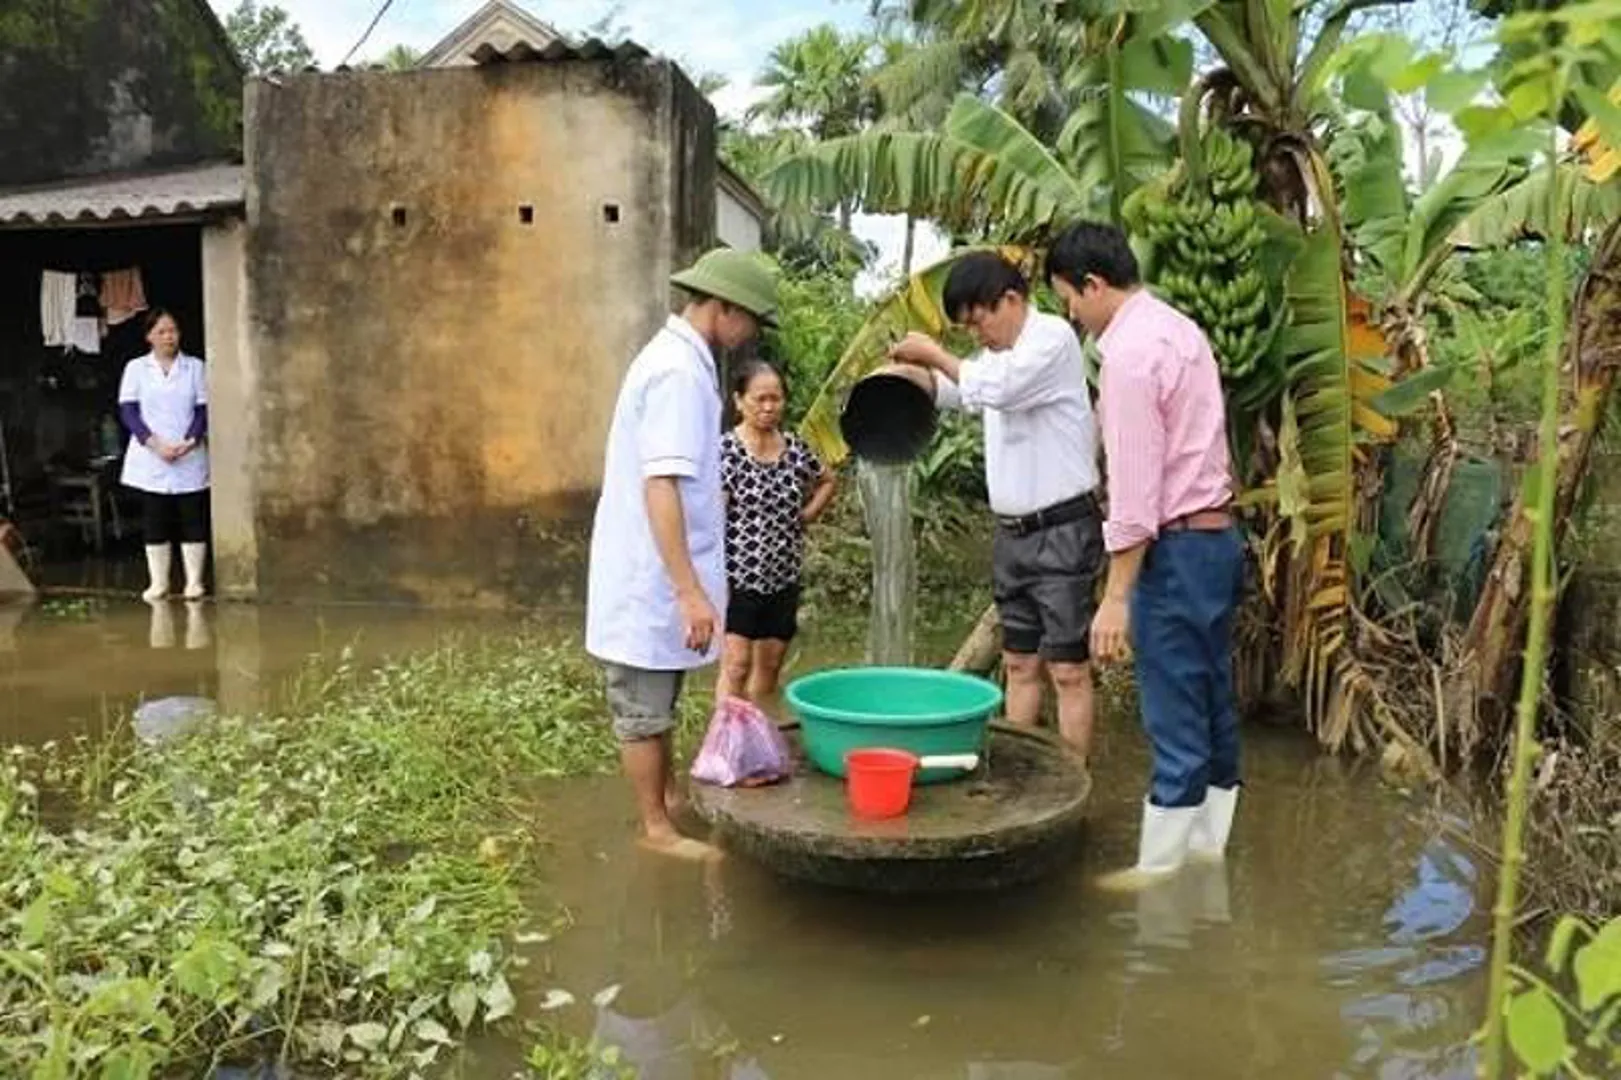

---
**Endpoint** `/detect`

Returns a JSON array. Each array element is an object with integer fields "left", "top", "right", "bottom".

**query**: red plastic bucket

[{"left": 845, "top": 748, "right": 918, "bottom": 819}]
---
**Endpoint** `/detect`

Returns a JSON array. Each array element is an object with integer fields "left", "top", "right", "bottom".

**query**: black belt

[{"left": 996, "top": 492, "right": 1097, "bottom": 537}]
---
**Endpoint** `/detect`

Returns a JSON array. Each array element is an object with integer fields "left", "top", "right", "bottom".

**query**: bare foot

[{"left": 638, "top": 829, "right": 723, "bottom": 863}]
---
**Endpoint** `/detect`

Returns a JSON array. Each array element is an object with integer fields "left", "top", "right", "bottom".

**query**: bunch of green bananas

[{"left": 1124, "top": 127, "right": 1273, "bottom": 386}]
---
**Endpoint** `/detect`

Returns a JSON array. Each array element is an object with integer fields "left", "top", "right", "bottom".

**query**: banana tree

[
  {"left": 1163, "top": 2, "right": 1423, "bottom": 747},
  {"left": 1174, "top": 0, "right": 1399, "bottom": 223},
  {"left": 1332, "top": 55, "right": 1540, "bottom": 561},
  {"left": 765, "top": 94, "right": 1104, "bottom": 244},
  {"left": 1460, "top": 92, "right": 1621, "bottom": 732},
  {"left": 763, "top": 7, "right": 1186, "bottom": 239}
]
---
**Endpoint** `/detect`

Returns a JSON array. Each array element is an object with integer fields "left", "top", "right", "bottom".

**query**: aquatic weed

[
  {"left": 0, "top": 637, "right": 624, "bottom": 1077},
  {"left": 521, "top": 1029, "right": 634, "bottom": 1079}
]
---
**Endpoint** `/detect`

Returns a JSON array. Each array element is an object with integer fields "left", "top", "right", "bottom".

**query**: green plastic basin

[{"left": 783, "top": 667, "right": 1004, "bottom": 784}]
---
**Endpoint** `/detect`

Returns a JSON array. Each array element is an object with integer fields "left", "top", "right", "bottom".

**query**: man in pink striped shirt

[{"left": 1045, "top": 222, "right": 1245, "bottom": 889}]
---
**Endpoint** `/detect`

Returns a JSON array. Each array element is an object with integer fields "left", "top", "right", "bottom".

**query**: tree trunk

[
  {"left": 1383, "top": 302, "right": 1460, "bottom": 562},
  {"left": 1405, "top": 393, "right": 1461, "bottom": 561},
  {"left": 902, "top": 213, "right": 917, "bottom": 277},
  {"left": 1457, "top": 219, "right": 1621, "bottom": 728},
  {"left": 949, "top": 602, "right": 1001, "bottom": 674}
]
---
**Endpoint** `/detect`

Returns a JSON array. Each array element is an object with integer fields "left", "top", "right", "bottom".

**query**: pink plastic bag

[{"left": 690, "top": 696, "right": 793, "bottom": 787}]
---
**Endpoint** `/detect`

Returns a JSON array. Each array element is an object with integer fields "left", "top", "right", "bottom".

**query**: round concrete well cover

[{"left": 691, "top": 723, "right": 1091, "bottom": 893}]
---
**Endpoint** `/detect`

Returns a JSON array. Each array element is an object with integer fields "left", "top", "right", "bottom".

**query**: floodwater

[{"left": 0, "top": 600, "right": 1488, "bottom": 1078}]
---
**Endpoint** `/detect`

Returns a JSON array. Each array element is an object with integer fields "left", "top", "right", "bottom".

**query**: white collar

[{"left": 663, "top": 316, "right": 718, "bottom": 388}]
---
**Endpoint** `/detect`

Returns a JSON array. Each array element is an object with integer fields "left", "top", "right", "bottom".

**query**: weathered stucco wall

[
  {"left": 0, "top": 0, "right": 241, "bottom": 187},
  {"left": 241, "top": 58, "right": 715, "bottom": 606},
  {"left": 203, "top": 217, "right": 257, "bottom": 600}
]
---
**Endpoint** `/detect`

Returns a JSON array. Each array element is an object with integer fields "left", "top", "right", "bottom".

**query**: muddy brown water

[{"left": 0, "top": 601, "right": 1486, "bottom": 1078}]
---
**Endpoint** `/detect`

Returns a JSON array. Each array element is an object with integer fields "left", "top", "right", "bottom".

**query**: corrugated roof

[
  {"left": 0, "top": 163, "right": 243, "bottom": 229},
  {"left": 469, "top": 38, "right": 650, "bottom": 65}
]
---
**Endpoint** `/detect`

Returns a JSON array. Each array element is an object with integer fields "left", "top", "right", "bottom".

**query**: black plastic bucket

[{"left": 838, "top": 371, "right": 938, "bottom": 465}]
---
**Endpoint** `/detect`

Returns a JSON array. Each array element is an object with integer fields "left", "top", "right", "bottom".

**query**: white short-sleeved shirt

[
  {"left": 585, "top": 317, "right": 726, "bottom": 671},
  {"left": 118, "top": 352, "right": 210, "bottom": 494}
]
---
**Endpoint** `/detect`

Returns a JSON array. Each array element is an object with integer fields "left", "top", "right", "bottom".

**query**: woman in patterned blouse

[{"left": 716, "top": 359, "right": 836, "bottom": 704}]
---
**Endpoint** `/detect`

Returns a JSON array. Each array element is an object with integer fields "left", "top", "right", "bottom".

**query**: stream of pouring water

[{"left": 857, "top": 458, "right": 916, "bottom": 666}]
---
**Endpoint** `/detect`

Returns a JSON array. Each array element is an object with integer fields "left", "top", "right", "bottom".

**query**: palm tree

[
  {"left": 868, "top": 0, "right": 1110, "bottom": 141},
  {"left": 750, "top": 25, "right": 881, "bottom": 232},
  {"left": 378, "top": 44, "right": 420, "bottom": 71}
]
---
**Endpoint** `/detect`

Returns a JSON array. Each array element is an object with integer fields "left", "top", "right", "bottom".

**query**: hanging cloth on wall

[
  {"left": 70, "top": 273, "right": 101, "bottom": 354},
  {"left": 100, "top": 268, "right": 147, "bottom": 326},
  {"left": 75, "top": 273, "right": 99, "bottom": 317},
  {"left": 40, "top": 270, "right": 76, "bottom": 347}
]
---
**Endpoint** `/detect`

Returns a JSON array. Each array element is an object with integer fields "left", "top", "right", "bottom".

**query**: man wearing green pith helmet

[{"left": 586, "top": 247, "right": 781, "bottom": 861}]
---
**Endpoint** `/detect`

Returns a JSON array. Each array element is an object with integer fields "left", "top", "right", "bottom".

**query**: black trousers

[{"left": 139, "top": 490, "right": 209, "bottom": 545}]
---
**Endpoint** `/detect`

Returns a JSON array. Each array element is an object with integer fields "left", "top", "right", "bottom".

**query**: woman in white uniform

[{"left": 117, "top": 309, "right": 210, "bottom": 601}]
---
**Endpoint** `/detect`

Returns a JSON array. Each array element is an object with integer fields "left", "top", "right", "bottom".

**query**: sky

[
  {"left": 209, "top": 0, "right": 1479, "bottom": 292},
  {"left": 210, "top": 0, "right": 951, "bottom": 289}
]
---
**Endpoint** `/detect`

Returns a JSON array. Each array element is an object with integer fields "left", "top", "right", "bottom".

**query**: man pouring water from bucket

[
  {"left": 1043, "top": 222, "right": 1244, "bottom": 890},
  {"left": 885, "top": 251, "right": 1105, "bottom": 762}
]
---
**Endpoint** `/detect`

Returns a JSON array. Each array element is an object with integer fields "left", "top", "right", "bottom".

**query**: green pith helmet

[{"left": 670, "top": 247, "right": 780, "bottom": 328}]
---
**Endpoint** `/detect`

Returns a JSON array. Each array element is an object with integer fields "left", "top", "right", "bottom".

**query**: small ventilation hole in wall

[
  {"left": 518, "top": 204, "right": 534, "bottom": 225},
  {"left": 391, "top": 206, "right": 407, "bottom": 227},
  {"left": 602, "top": 203, "right": 621, "bottom": 224}
]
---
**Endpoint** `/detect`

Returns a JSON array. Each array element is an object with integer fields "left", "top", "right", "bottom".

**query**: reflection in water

[
  {"left": 144, "top": 600, "right": 213, "bottom": 651},
  {"left": 0, "top": 601, "right": 1489, "bottom": 1077},
  {"left": 0, "top": 599, "right": 529, "bottom": 745}
]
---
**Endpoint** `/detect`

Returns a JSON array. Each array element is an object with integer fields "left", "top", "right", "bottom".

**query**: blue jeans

[{"left": 1130, "top": 527, "right": 1245, "bottom": 808}]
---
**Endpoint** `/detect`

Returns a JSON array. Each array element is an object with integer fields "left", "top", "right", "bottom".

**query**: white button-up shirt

[
  {"left": 586, "top": 316, "right": 727, "bottom": 671},
  {"left": 934, "top": 309, "right": 1100, "bottom": 517},
  {"left": 118, "top": 352, "right": 209, "bottom": 494}
]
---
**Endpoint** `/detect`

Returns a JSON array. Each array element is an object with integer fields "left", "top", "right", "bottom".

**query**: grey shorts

[
  {"left": 603, "top": 663, "right": 686, "bottom": 742},
  {"left": 991, "top": 499, "right": 1104, "bottom": 664}
]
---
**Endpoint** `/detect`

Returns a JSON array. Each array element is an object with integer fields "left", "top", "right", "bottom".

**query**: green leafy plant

[
  {"left": 0, "top": 638, "right": 640, "bottom": 1077},
  {"left": 523, "top": 1029, "right": 635, "bottom": 1079},
  {"left": 1503, "top": 915, "right": 1621, "bottom": 1077}
]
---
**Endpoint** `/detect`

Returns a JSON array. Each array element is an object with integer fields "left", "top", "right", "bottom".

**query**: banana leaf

[
  {"left": 1274, "top": 224, "right": 1394, "bottom": 532},
  {"left": 1055, "top": 33, "right": 1183, "bottom": 221},
  {"left": 764, "top": 96, "right": 1088, "bottom": 243},
  {"left": 797, "top": 246, "right": 1033, "bottom": 466},
  {"left": 1338, "top": 106, "right": 1408, "bottom": 277},
  {"left": 1336, "top": 74, "right": 1531, "bottom": 300},
  {"left": 1452, "top": 160, "right": 1621, "bottom": 247},
  {"left": 1399, "top": 138, "right": 1531, "bottom": 302}
]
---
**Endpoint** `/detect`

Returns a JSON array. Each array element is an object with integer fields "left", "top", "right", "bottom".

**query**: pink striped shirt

[{"left": 1096, "top": 289, "right": 1233, "bottom": 553}]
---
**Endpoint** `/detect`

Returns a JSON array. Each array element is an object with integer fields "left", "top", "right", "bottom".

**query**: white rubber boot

[
  {"left": 1188, "top": 785, "right": 1240, "bottom": 861},
  {"left": 1096, "top": 800, "right": 1197, "bottom": 892},
  {"left": 181, "top": 543, "right": 207, "bottom": 600},
  {"left": 142, "top": 544, "right": 172, "bottom": 602}
]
